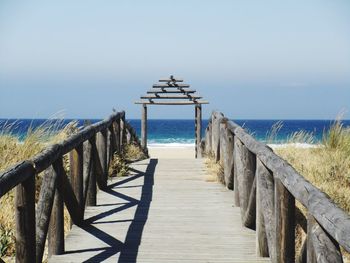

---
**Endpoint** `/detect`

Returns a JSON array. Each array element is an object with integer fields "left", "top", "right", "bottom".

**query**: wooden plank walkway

[{"left": 49, "top": 157, "right": 270, "bottom": 263}]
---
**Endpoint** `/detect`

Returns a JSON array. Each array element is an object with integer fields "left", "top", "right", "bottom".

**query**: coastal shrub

[
  {"left": 109, "top": 153, "right": 129, "bottom": 177},
  {"left": 109, "top": 143, "right": 147, "bottom": 178},
  {"left": 124, "top": 143, "right": 147, "bottom": 161},
  {"left": 204, "top": 152, "right": 224, "bottom": 183}
]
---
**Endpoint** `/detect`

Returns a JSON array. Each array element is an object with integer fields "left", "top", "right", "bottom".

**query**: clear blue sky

[{"left": 1, "top": 0, "right": 349, "bottom": 119}]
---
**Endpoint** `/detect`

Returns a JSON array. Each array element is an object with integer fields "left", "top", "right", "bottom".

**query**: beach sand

[{"left": 148, "top": 146, "right": 195, "bottom": 159}]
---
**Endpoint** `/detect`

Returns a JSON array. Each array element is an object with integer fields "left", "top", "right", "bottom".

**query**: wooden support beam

[
  {"left": 256, "top": 158, "right": 269, "bottom": 258},
  {"left": 195, "top": 105, "right": 202, "bottom": 158},
  {"left": 86, "top": 135, "right": 97, "bottom": 206},
  {"left": 307, "top": 213, "right": 343, "bottom": 263},
  {"left": 275, "top": 178, "right": 295, "bottom": 263},
  {"left": 96, "top": 130, "right": 108, "bottom": 189},
  {"left": 153, "top": 84, "right": 189, "bottom": 88},
  {"left": 141, "top": 95, "right": 202, "bottom": 100},
  {"left": 48, "top": 158, "right": 65, "bottom": 257},
  {"left": 147, "top": 89, "right": 196, "bottom": 94},
  {"left": 234, "top": 138, "right": 256, "bottom": 229},
  {"left": 36, "top": 165, "right": 58, "bottom": 262},
  {"left": 70, "top": 143, "right": 84, "bottom": 217},
  {"left": 159, "top": 78, "right": 183, "bottom": 82},
  {"left": 120, "top": 112, "right": 126, "bottom": 151},
  {"left": 222, "top": 122, "right": 234, "bottom": 189},
  {"left": 135, "top": 100, "right": 209, "bottom": 105},
  {"left": 141, "top": 104, "right": 147, "bottom": 149},
  {"left": 233, "top": 136, "right": 240, "bottom": 207},
  {"left": 15, "top": 169, "right": 36, "bottom": 263}
]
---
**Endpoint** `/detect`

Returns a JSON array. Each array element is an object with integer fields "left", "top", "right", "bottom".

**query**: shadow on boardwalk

[{"left": 66, "top": 158, "right": 157, "bottom": 262}]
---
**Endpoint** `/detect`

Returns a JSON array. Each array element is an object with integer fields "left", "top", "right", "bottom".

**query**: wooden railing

[
  {"left": 201, "top": 111, "right": 350, "bottom": 263},
  {"left": 0, "top": 111, "right": 147, "bottom": 263}
]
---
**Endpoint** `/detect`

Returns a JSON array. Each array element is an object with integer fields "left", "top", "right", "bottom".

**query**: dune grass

[
  {"left": 0, "top": 118, "right": 148, "bottom": 260},
  {"left": 274, "top": 118, "right": 350, "bottom": 262},
  {"left": 0, "top": 119, "right": 78, "bottom": 258},
  {"left": 204, "top": 118, "right": 350, "bottom": 261}
]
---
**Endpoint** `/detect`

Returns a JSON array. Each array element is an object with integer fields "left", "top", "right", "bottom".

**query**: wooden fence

[
  {"left": 0, "top": 111, "right": 146, "bottom": 263},
  {"left": 201, "top": 111, "right": 350, "bottom": 263}
]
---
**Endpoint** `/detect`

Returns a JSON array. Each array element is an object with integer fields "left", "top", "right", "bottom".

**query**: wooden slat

[
  {"left": 49, "top": 158, "right": 270, "bottom": 263},
  {"left": 147, "top": 89, "right": 196, "bottom": 94},
  {"left": 141, "top": 95, "right": 202, "bottom": 100},
  {"left": 224, "top": 118, "right": 350, "bottom": 252},
  {"left": 135, "top": 100, "right": 209, "bottom": 105},
  {"left": 153, "top": 84, "right": 189, "bottom": 88},
  {"left": 159, "top": 78, "right": 183, "bottom": 82}
]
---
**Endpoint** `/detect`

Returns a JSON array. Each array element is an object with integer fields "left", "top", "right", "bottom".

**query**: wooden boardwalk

[{"left": 49, "top": 157, "right": 269, "bottom": 263}]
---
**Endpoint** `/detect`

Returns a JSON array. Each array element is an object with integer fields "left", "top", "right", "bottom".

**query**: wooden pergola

[{"left": 135, "top": 75, "right": 209, "bottom": 158}]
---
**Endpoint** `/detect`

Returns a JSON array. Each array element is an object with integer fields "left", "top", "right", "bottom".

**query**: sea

[{"left": 1, "top": 119, "right": 350, "bottom": 147}]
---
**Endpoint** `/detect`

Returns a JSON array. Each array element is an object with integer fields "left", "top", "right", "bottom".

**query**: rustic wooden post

[
  {"left": 211, "top": 113, "right": 223, "bottom": 162},
  {"left": 307, "top": 213, "right": 343, "bottom": 263},
  {"left": 204, "top": 122, "right": 212, "bottom": 155},
  {"left": 234, "top": 137, "right": 256, "bottom": 228},
  {"left": 307, "top": 213, "right": 317, "bottom": 263},
  {"left": 195, "top": 104, "right": 202, "bottom": 158},
  {"left": 233, "top": 136, "right": 240, "bottom": 207},
  {"left": 70, "top": 143, "right": 84, "bottom": 219},
  {"left": 87, "top": 135, "right": 97, "bottom": 206},
  {"left": 120, "top": 111, "right": 126, "bottom": 152},
  {"left": 141, "top": 104, "right": 147, "bottom": 150},
  {"left": 115, "top": 118, "right": 121, "bottom": 154},
  {"left": 15, "top": 168, "right": 36, "bottom": 263},
  {"left": 219, "top": 119, "right": 227, "bottom": 165},
  {"left": 224, "top": 129, "right": 234, "bottom": 189},
  {"left": 97, "top": 129, "right": 108, "bottom": 189},
  {"left": 275, "top": 178, "right": 295, "bottom": 263},
  {"left": 256, "top": 158, "right": 269, "bottom": 257},
  {"left": 108, "top": 123, "right": 117, "bottom": 164},
  {"left": 48, "top": 158, "right": 65, "bottom": 256},
  {"left": 36, "top": 165, "right": 60, "bottom": 262}
]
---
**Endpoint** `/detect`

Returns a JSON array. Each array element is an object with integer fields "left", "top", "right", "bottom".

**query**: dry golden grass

[
  {"left": 109, "top": 143, "right": 147, "bottom": 178},
  {"left": 203, "top": 119, "right": 350, "bottom": 261},
  {"left": 0, "top": 119, "right": 77, "bottom": 257},
  {"left": 124, "top": 144, "right": 147, "bottom": 161},
  {"left": 274, "top": 119, "right": 350, "bottom": 262},
  {"left": 204, "top": 152, "right": 224, "bottom": 183}
]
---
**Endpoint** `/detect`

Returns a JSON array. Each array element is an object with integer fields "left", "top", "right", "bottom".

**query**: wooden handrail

[
  {"left": 201, "top": 111, "right": 350, "bottom": 262},
  {"left": 0, "top": 110, "right": 147, "bottom": 263}
]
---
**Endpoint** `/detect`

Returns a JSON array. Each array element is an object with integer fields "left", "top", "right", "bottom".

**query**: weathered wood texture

[
  {"left": 211, "top": 112, "right": 224, "bottom": 162},
  {"left": 48, "top": 159, "right": 65, "bottom": 257},
  {"left": 49, "top": 158, "right": 270, "bottom": 263},
  {"left": 256, "top": 159, "right": 269, "bottom": 258},
  {"left": 136, "top": 76, "right": 208, "bottom": 158},
  {"left": 195, "top": 104, "right": 202, "bottom": 158},
  {"left": 201, "top": 111, "right": 350, "bottom": 263},
  {"left": 274, "top": 178, "right": 295, "bottom": 263},
  {"left": 36, "top": 165, "right": 58, "bottom": 262},
  {"left": 141, "top": 104, "right": 147, "bottom": 149},
  {"left": 0, "top": 110, "right": 148, "bottom": 263},
  {"left": 15, "top": 172, "right": 36, "bottom": 263},
  {"left": 135, "top": 100, "right": 209, "bottom": 105}
]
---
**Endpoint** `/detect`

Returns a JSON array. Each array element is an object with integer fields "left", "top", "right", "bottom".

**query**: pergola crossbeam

[
  {"left": 141, "top": 95, "right": 202, "bottom": 100},
  {"left": 147, "top": 89, "right": 196, "bottom": 94},
  {"left": 135, "top": 100, "right": 208, "bottom": 105},
  {"left": 135, "top": 75, "right": 209, "bottom": 158}
]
